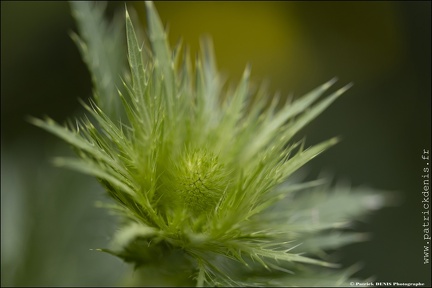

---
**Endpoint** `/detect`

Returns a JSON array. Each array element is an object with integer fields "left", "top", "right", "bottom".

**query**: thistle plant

[{"left": 31, "top": 1, "right": 387, "bottom": 286}]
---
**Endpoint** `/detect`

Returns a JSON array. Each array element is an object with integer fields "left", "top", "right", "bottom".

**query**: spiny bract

[{"left": 31, "top": 1, "right": 386, "bottom": 286}]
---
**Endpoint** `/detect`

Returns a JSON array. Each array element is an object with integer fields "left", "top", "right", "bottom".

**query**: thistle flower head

[{"left": 31, "top": 2, "right": 387, "bottom": 286}]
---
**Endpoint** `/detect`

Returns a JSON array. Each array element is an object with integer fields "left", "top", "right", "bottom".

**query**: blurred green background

[{"left": 1, "top": 1, "right": 430, "bottom": 286}]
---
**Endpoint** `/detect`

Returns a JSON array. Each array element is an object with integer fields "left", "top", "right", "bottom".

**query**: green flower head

[{"left": 31, "top": 1, "right": 387, "bottom": 286}]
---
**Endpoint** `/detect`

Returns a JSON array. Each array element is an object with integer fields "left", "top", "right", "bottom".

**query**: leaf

[
  {"left": 125, "top": 8, "right": 146, "bottom": 103},
  {"left": 70, "top": 1, "right": 126, "bottom": 119},
  {"left": 52, "top": 157, "right": 136, "bottom": 197},
  {"left": 145, "top": 1, "right": 175, "bottom": 116}
]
